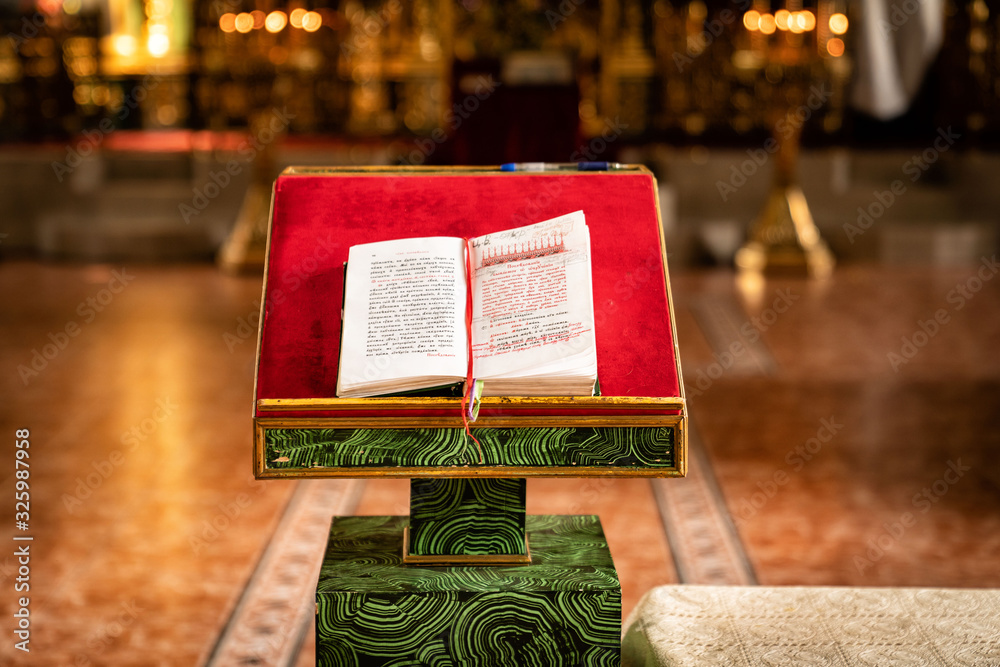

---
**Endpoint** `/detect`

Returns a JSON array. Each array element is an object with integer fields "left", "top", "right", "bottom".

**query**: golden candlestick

[
  {"left": 734, "top": 91, "right": 835, "bottom": 278},
  {"left": 734, "top": 5, "right": 848, "bottom": 278}
]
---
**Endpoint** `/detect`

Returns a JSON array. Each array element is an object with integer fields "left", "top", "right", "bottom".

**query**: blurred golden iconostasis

[
  {"left": 4, "top": 6, "right": 1000, "bottom": 664},
  {"left": 0, "top": 0, "right": 997, "bottom": 271}
]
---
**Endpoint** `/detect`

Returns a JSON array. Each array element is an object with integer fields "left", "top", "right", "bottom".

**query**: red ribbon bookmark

[{"left": 463, "top": 239, "right": 483, "bottom": 464}]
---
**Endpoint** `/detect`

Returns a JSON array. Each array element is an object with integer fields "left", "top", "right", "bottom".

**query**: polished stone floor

[{"left": 1, "top": 260, "right": 998, "bottom": 665}]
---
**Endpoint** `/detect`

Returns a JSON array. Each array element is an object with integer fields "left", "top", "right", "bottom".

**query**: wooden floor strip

[
  {"left": 653, "top": 424, "right": 757, "bottom": 586},
  {"left": 206, "top": 479, "right": 362, "bottom": 667},
  {"left": 689, "top": 294, "right": 777, "bottom": 376}
]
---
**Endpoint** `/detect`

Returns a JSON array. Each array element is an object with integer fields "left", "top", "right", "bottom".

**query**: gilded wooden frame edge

[
  {"left": 250, "top": 184, "right": 277, "bottom": 480},
  {"left": 256, "top": 395, "right": 685, "bottom": 413},
  {"left": 252, "top": 412, "right": 686, "bottom": 479}
]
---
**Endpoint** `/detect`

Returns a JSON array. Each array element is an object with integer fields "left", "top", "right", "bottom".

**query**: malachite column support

[
  {"left": 315, "top": 515, "right": 622, "bottom": 666},
  {"left": 405, "top": 478, "right": 529, "bottom": 565}
]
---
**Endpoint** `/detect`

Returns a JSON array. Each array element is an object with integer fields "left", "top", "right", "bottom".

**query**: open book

[{"left": 335, "top": 210, "right": 598, "bottom": 398}]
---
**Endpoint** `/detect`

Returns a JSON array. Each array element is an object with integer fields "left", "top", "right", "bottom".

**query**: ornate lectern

[{"left": 252, "top": 166, "right": 686, "bottom": 665}]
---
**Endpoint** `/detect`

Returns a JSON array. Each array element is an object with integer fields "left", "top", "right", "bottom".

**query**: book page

[
  {"left": 469, "top": 210, "right": 596, "bottom": 383},
  {"left": 336, "top": 237, "right": 467, "bottom": 397}
]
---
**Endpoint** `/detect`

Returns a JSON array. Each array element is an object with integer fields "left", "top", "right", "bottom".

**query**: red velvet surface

[
  {"left": 255, "top": 171, "right": 681, "bottom": 416},
  {"left": 267, "top": 408, "right": 683, "bottom": 419}
]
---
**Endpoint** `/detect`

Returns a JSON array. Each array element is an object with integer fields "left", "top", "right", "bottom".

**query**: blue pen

[{"left": 500, "top": 162, "right": 626, "bottom": 172}]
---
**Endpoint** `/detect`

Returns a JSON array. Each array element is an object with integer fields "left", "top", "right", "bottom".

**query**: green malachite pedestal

[
  {"left": 316, "top": 514, "right": 621, "bottom": 666},
  {"left": 407, "top": 478, "right": 528, "bottom": 563}
]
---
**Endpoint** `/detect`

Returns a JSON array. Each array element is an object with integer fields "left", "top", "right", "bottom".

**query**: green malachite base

[
  {"left": 409, "top": 478, "right": 527, "bottom": 557},
  {"left": 315, "top": 515, "right": 622, "bottom": 666},
  {"left": 265, "top": 425, "right": 675, "bottom": 470}
]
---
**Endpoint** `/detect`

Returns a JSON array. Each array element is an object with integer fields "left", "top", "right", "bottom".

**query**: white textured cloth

[
  {"left": 850, "top": 0, "right": 945, "bottom": 120},
  {"left": 623, "top": 585, "right": 1000, "bottom": 666}
]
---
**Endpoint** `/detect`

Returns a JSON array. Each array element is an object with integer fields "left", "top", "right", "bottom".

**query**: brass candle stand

[
  {"left": 734, "top": 93, "right": 836, "bottom": 278},
  {"left": 733, "top": 5, "right": 849, "bottom": 278}
]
